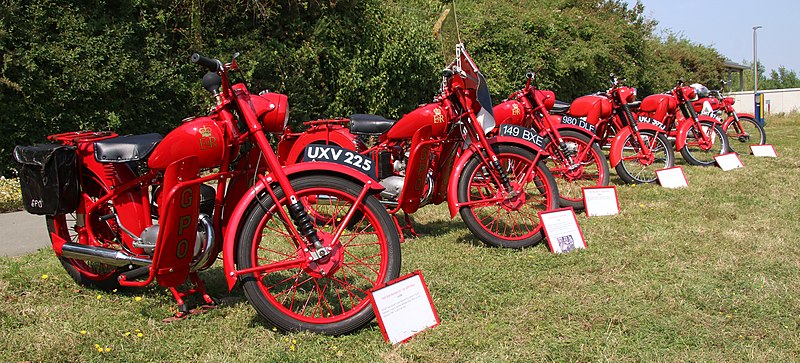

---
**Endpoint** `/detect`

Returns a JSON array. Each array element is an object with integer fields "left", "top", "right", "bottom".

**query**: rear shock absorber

[{"left": 288, "top": 202, "right": 329, "bottom": 259}]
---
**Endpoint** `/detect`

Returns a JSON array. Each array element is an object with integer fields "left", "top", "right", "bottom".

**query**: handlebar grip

[{"left": 191, "top": 53, "right": 221, "bottom": 72}]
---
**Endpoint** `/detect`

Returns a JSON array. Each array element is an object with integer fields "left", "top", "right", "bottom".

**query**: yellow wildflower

[
  {"left": 137, "top": 332, "right": 143, "bottom": 338},
  {"left": 80, "top": 330, "right": 87, "bottom": 335},
  {"left": 96, "top": 295, "right": 102, "bottom": 300},
  {"left": 134, "top": 296, "right": 142, "bottom": 301},
  {"left": 41, "top": 274, "right": 48, "bottom": 280}
]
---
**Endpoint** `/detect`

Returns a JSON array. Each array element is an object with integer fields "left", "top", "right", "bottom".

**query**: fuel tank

[
  {"left": 386, "top": 102, "right": 451, "bottom": 140},
  {"left": 692, "top": 97, "right": 719, "bottom": 113},
  {"left": 639, "top": 94, "right": 677, "bottom": 122},
  {"left": 493, "top": 99, "right": 525, "bottom": 126},
  {"left": 567, "top": 95, "right": 612, "bottom": 124},
  {"left": 148, "top": 116, "right": 225, "bottom": 170}
]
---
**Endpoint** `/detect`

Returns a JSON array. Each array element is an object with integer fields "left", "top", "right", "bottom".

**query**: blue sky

[{"left": 633, "top": 0, "right": 799, "bottom": 73}]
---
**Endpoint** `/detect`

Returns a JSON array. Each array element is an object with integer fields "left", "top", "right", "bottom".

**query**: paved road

[{"left": 0, "top": 211, "right": 51, "bottom": 257}]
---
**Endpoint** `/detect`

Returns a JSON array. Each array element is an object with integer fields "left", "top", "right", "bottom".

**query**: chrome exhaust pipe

[
  {"left": 61, "top": 243, "right": 152, "bottom": 267},
  {"left": 190, "top": 213, "right": 216, "bottom": 272}
]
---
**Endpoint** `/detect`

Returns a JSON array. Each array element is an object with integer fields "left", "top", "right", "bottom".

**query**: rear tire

[
  {"left": 46, "top": 173, "right": 124, "bottom": 290},
  {"left": 236, "top": 175, "right": 401, "bottom": 335}
]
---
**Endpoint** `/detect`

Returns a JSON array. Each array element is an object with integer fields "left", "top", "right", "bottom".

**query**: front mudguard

[
  {"left": 221, "top": 161, "right": 384, "bottom": 290},
  {"left": 675, "top": 115, "right": 720, "bottom": 151},
  {"left": 723, "top": 113, "right": 756, "bottom": 128},
  {"left": 446, "top": 136, "right": 547, "bottom": 218},
  {"left": 608, "top": 123, "right": 665, "bottom": 167}
]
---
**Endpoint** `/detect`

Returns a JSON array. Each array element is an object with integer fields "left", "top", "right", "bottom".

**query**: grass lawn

[{"left": 1, "top": 115, "right": 799, "bottom": 362}]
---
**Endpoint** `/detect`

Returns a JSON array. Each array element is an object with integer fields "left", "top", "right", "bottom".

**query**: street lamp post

[{"left": 753, "top": 25, "right": 762, "bottom": 94}]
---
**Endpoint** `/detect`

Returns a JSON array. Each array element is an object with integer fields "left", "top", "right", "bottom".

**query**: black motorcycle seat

[
  {"left": 551, "top": 100, "right": 571, "bottom": 114},
  {"left": 94, "top": 133, "right": 163, "bottom": 163},
  {"left": 349, "top": 114, "right": 396, "bottom": 135},
  {"left": 627, "top": 101, "right": 641, "bottom": 111}
]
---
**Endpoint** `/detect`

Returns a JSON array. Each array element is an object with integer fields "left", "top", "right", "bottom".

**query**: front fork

[
  {"left": 466, "top": 112, "right": 515, "bottom": 195},
  {"left": 621, "top": 104, "right": 653, "bottom": 156}
]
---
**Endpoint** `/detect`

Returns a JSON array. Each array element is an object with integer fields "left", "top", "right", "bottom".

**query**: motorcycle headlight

[{"left": 252, "top": 92, "right": 289, "bottom": 133}]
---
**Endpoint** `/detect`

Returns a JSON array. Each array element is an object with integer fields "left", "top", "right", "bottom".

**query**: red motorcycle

[
  {"left": 598, "top": 75, "right": 675, "bottom": 184},
  {"left": 492, "top": 71, "right": 610, "bottom": 209},
  {"left": 278, "top": 43, "right": 559, "bottom": 249},
  {"left": 13, "top": 53, "right": 401, "bottom": 335},
  {"left": 691, "top": 81, "right": 766, "bottom": 154},
  {"left": 635, "top": 80, "right": 730, "bottom": 166}
]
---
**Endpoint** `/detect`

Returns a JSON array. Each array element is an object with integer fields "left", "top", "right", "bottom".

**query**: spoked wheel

[
  {"left": 724, "top": 116, "right": 766, "bottom": 154},
  {"left": 237, "top": 175, "right": 401, "bottom": 335},
  {"left": 457, "top": 144, "right": 559, "bottom": 249},
  {"left": 46, "top": 173, "right": 125, "bottom": 290},
  {"left": 544, "top": 130, "right": 610, "bottom": 209},
  {"left": 615, "top": 130, "right": 675, "bottom": 184},
  {"left": 680, "top": 121, "right": 730, "bottom": 166}
]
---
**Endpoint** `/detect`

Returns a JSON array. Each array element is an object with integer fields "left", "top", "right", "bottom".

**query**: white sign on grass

[
  {"left": 582, "top": 186, "right": 620, "bottom": 217},
  {"left": 656, "top": 166, "right": 688, "bottom": 189},
  {"left": 539, "top": 208, "right": 586, "bottom": 254},
  {"left": 370, "top": 271, "right": 439, "bottom": 344},
  {"left": 714, "top": 153, "right": 744, "bottom": 171},
  {"left": 750, "top": 144, "right": 777, "bottom": 157}
]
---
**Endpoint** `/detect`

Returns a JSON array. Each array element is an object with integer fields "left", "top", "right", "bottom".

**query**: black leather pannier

[{"left": 13, "top": 144, "right": 80, "bottom": 215}]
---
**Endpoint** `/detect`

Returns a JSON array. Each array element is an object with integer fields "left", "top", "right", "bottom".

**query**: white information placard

[
  {"left": 581, "top": 186, "right": 620, "bottom": 217},
  {"left": 369, "top": 271, "right": 439, "bottom": 344},
  {"left": 750, "top": 144, "right": 777, "bottom": 157},
  {"left": 714, "top": 153, "right": 744, "bottom": 171},
  {"left": 538, "top": 208, "right": 586, "bottom": 254},
  {"left": 656, "top": 166, "right": 688, "bottom": 189}
]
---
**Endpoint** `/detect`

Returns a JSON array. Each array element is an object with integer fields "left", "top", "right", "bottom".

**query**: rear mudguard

[
  {"left": 221, "top": 161, "right": 384, "bottom": 290},
  {"left": 608, "top": 123, "right": 665, "bottom": 167},
  {"left": 446, "top": 136, "right": 547, "bottom": 218},
  {"left": 675, "top": 115, "right": 720, "bottom": 150},
  {"left": 282, "top": 126, "right": 361, "bottom": 166}
]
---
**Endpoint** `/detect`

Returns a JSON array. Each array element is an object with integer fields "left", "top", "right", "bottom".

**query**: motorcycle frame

[{"left": 48, "top": 57, "right": 382, "bottom": 291}]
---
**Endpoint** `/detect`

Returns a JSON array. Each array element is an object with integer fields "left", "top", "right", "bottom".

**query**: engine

[
  {"left": 377, "top": 148, "right": 434, "bottom": 206},
  {"left": 134, "top": 183, "right": 217, "bottom": 271}
]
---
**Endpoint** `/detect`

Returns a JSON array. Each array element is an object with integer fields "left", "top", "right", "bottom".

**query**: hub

[{"left": 301, "top": 231, "right": 343, "bottom": 279}]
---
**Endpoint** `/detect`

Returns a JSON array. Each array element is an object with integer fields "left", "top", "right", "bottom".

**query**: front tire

[
  {"left": 614, "top": 130, "right": 675, "bottom": 184},
  {"left": 679, "top": 121, "right": 729, "bottom": 166},
  {"left": 236, "top": 175, "right": 401, "bottom": 335},
  {"left": 544, "top": 130, "right": 610, "bottom": 209},
  {"left": 724, "top": 116, "right": 766, "bottom": 154},
  {"left": 457, "top": 144, "right": 559, "bottom": 249}
]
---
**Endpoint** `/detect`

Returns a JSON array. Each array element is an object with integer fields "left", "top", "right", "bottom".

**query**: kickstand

[
  {"left": 394, "top": 213, "right": 420, "bottom": 240},
  {"left": 163, "top": 273, "right": 217, "bottom": 323}
]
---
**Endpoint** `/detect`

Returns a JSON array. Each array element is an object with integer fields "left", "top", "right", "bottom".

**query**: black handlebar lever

[{"left": 191, "top": 53, "right": 223, "bottom": 72}]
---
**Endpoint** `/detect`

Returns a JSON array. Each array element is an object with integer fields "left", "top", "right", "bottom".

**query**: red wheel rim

[
  {"left": 51, "top": 175, "right": 123, "bottom": 281},
  {"left": 464, "top": 152, "right": 552, "bottom": 241},
  {"left": 546, "top": 137, "right": 604, "bottom": 203},
  {"left": 248, "top": 187, "right": 389, "bottom": 324}
]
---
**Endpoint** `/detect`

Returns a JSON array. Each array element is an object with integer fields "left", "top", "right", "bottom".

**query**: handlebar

[{"left": 191, "top": 53, "right": 223, "bottom": 72}]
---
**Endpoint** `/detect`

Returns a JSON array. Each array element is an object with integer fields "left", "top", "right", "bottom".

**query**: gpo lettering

[{"left": 561, "top": 115, "right": 597, "bottom": 133}]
